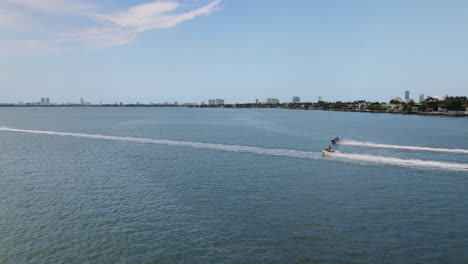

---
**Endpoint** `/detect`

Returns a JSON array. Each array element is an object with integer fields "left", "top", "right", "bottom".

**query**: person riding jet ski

[
  {"left": 322, "top": 145, "right": 335, "bottom": 155},
  {"left": 331, "top": 136, "right": 340, "bottom": 144}
]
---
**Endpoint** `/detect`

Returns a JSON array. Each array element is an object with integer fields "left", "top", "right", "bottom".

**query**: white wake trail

[
  {"left": 341, "top": 140, "right": 468, "bottom": 154},
  {"left": 327, "top": 152, "right": 468, "bottom": 172},
  {"left": 0, "top": 127, "right": 321, "bottom": 160},
  {"left": 1, "top": 127, "right": 467, "bottom": 172}
]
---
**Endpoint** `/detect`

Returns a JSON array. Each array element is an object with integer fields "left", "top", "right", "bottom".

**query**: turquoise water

[{"left": 0, "top": 107, "right": 467, "bottom": 263}]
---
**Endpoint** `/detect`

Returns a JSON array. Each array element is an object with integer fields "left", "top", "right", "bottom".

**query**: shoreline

[{"left": 1, "top": 104, "right": 467, "bottom": 117}]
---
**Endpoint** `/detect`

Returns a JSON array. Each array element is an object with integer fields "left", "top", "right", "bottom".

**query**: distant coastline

[{"left": 1, "top": 100, "right": 467, "bottom": 117}]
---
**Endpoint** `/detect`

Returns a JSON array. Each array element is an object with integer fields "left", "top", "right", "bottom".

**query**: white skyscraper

[
  {"left": 267, "top": 98, "right": 280, "bottom": 104},
  {"left": 419, "top": 94, "right": 425, "bottom": 103}
]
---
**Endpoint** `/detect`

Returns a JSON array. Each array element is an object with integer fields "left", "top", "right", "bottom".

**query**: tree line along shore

[
  {"left": 1, "top": 96, "right": 467, "bottom": 117},
  {"left": 221, "top": 96, "right": 468, "bottom": 116}
]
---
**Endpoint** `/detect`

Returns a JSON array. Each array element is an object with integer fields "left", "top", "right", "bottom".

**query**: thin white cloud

[
  {"left": 95, "top": 0, "right": 220, "bottom": 32},
  {"left": 57, "top": 27, "right": 138, "bottom": 48},
  {"left": 0, "top": 6, "right": 32, "bottom": 29},
  {"left": 0, "top": 0, "right": 221, "bottom": 52},
  {"left": 0, "top": 0, "right": 96, "bottom": 13}
]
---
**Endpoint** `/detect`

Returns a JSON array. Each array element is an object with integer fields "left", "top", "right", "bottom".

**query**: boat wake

[
  {"left": 0, "top": 127, "right": 321, "bottom": 159},
  {"left": 328, "top": 152, "right": 468, "bottom": 172},
  {"left": 0, "top": 127, "right": 467, "bottom": 172},
  {"left": 341, "top": 140, "right": 468, "bottom": 154}
]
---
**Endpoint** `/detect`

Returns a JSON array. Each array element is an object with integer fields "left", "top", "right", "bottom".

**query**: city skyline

[
  {"left": 1, "top": 0, "right": 468, "bottom": 103},
  {"left": 3, "top": 90, "right": 457, "bottom": 106}
]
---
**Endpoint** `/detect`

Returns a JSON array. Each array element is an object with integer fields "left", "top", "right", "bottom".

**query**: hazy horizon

[{"left": 1, "top": 0, "right": 467, "bottom": 103}]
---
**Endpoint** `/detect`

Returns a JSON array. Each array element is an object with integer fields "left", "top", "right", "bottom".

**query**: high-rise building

[
  {"left": 405, "top": 91, "right": 410, "bottom": 102},
  {"left": 419, "top": 94, "right": 425, "bottom": 103},
  {"left": 292, "top": 96, "right": 300, "bottom": 103},
  {"left": 208, "top": 99, "right": 216, "bottom": 106},
  {"left": 45, "top": 98, "right": 50, "bottom": 104},
  {"left": 267, "top": 98, "right": 280, "bottom": 104},
  {"left": 318, "top": 96, "right": 323, "bottom": 102},
  {"left": 215, "top": 98, "right": 224, "bottom": 105},
  {"left": 255, "top": 99, "right": 259, "bottom": 104},
  {"left": 80, "top": 98, "right": 84, "bottom": 105},
  {"left": 41, "top": 98, "right": 45, "bottom": 104}
]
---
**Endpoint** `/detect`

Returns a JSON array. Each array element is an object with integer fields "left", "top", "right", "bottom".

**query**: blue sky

[{"left": 1, "top": 0, "right": 467, "bottom": 104}]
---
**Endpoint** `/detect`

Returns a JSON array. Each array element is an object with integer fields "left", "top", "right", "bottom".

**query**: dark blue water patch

[{"left": 0, "top": 107, "right": 467, "bottom": 264}]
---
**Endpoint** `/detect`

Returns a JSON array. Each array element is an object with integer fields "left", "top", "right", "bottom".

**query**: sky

[{"left": 1, "top": 0, "right": 467, "bottom": 104}]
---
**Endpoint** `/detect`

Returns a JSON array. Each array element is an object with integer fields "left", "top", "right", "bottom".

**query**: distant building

[
  {"left": 318, "top": 96, "right": 323, "bottom": 102},
  {"left": 215, "top": 98, "right": 224, "bottom": 105},
  {"left": 267, "top": 98, "right": 280, "bottom": 104},
  {"left": 208, "top": 99, "right": 224, "bottom": 106},
  {"left": 174, "top": 102, "right": 178, "bottom": 106},
  {"left": 45, "top": 98, "right": 50, "bottom": 104},
  {"left": 41, "top": 98, "right": 45, "bottom": 104},
  {"left": 255, "top": 98, "right": 259, "bottom": 104},
  {"left": 405, "top": 91, "right": 410, "bottom": 102},
  {"left": 419, "top": 94, "right": 425, "bottom": 103},
  {"left": 80, "top": 98, "right": 84, "bottom": 105},
  {"left": 292, "top": 96, "right": 300, "bottom": 103}
]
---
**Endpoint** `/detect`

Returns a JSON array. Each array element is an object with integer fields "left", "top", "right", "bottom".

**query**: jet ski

[
  {"left": 331, "top": 137, "right": 340, "bottom": 144},
  {"left": 321, "top": 149, "right": 335, "bottom": 155}
]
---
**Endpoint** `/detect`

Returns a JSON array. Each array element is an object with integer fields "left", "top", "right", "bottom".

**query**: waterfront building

[
  {"left": 45, "top": 98, "right": 50, "bottom": 104},
  {"left": 405, "top": 91, "right": 410, "bottom": 102},
  {"left": 419, "top": 94, "right": 425, "bottom": 103},
  {"left": 292, "top": 96, "right": 300, "bottom": 103},
  {"left": 208, "top": 99, "right": 216, "bottom": 106},
  {"left": 80, "top": 98, "right": 84, "bottom": 105},
  {"left": 267, "top": 98, "right": 280, "bottom": 104},
  {"left": 318, "top": 96, "right": 323, "bottom": 102},
  {"left": 41, "top": 98, "right": 45, "bottom": 104},
  {"left": 255, "top": 99, "right": 259, "bottom": 104},
  {"left": 215, "top": 99, "right": 224, "bottom": 105}
]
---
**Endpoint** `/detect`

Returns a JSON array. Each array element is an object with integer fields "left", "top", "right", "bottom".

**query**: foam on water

[
  {"left": 325, "top": 152, "right": 468, "bottom": 172},
  {"left": 1, "top": 127, "right": 467, "bottom": 172},
  {"left": 341, "top": 140, "right": 468, "bottom": 154}
]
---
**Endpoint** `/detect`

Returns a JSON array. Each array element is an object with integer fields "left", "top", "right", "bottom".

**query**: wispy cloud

[
  {"left": 0, "top": 0, "right": 221, "bottom": 52},
  {"left": 0, "top": 6, "right": 32, "bottom": 29},
  {"left": 1, "top": 0, "right": 96, "bottom": 13}
]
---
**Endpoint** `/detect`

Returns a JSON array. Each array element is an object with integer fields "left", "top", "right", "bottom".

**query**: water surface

[{"left": 0, "top": 107, "right": 467, "bottom": 263}]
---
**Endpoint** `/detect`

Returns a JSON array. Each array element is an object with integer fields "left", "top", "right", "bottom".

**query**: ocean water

[{"left": 0, "top": 107, "right": 467, "bottom": 264}]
